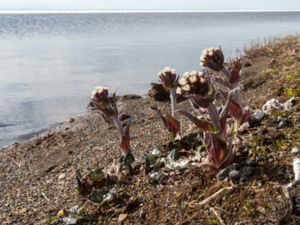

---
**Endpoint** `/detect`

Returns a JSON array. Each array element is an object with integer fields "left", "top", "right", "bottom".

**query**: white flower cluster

[
  {"left": 159, "top": 67, "right": 176, "bottom": 76},
  {"left": 176, "top": 71, "right": 207, "bottom": 95},
  {"left": 200, "top": 47, "right": 217, "bottom": 66},
  {"left": 91, "top": 86, "right": 109, "bottom": 100},
  {"left": 158, "top": 67, "right": 177, "bottom": 91}
]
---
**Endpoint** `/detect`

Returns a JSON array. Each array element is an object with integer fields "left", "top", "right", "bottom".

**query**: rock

[
  {"left": 58, "top": 173, "right": 66, "bottom": 180},
  {"left": 119, "top": 114, "right": 131, "bottom": 121},
  {"left": 251, "top": 111, "right": 265, "bottom": 122},
  {"left": 57, "top": 209, "right": 65, "bottom": 217},
  {"left": 69, "top": 117, "right": 75, "bottom": 123},
  {"left": 229, "top": 170, "right": 240, "bottom": 180},
  {"left": 151, "top": 148, "right": 160, "bottom": 156},
  {"left": 244, "top": 61, "right": 252, "bottom": 67},
  {"left": 148, "top": 82, "right": 186, "bottom": 102},
  {"left": 118, "top": 213, "right": 128, "bottom": 222},
  {"left": 262, "top": 98, "right": 282, "bottom": 114},
  {"left": 246, "top": 159, "right": 258, "bottom": 167},
  {"left": 217, "top": 168, "right": 230, "bottom": 180},
  {"left": 240, "top": 166, "right": 256, "bottom": 180},
  {"left": 148, "top": 83, "right": 170, "bottom": 101},
  {"left": 283, "top": 96, "right": 297, "bottom": 111},
  {"left": 120, "top": 94, "right": 142, "bottom": 101},
  {"left": 292, "top": 147, "right": 300, "bottom": 154},
  {"left": 278, "top": 117, "right": 292, "bottom": 128}
]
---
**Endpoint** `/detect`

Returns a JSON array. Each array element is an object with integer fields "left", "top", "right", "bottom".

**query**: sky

[{"left": 0, "top": 0, "right": 300, "bottom": 11}]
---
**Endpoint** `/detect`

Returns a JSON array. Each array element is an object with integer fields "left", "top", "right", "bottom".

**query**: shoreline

[{"left": 1, "top": 10, "right": 300, "bottom": 14}]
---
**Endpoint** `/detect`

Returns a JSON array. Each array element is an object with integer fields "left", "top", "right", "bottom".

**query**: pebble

[
  {"left": 217, "top": 165, "right": 236, "bottom": 180},
  {"left": 262, "top": 98, "right": 282, "bottom": 114},
  {"left": 118, "top": 213, "right": 128, "bottom": 222},
  {"left": 58, "top": 173, "right": 66, "bottom": 180},
  {"left": 229, "top": 170, "right": 240, "bottom": 180},
  {"left": 240, "top": 166, "right": 256, "bottom": 179},
  {"left": 251, "top": 111, "right": 265, "bottom": 122},
  {"left": 292, "top": 147, "right": 300, "bottom": 154}
]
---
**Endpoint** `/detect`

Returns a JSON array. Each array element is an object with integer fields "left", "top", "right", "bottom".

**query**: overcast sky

[{"left": 0, "top": 0, "right": 300, "bottom": 11}]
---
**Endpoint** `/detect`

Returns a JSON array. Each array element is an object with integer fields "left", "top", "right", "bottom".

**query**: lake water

[{"left": 0, "top": 11, "right": 300, "bottom": 147}]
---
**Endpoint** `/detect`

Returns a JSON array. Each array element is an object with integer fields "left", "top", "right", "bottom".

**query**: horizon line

[{"left": 0, "top": 9, "right": 300, "bottom": 14}]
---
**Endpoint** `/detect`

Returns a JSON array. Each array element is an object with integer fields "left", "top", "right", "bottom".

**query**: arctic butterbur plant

[
  {"left": 175, "top": 47, "right": 249, "bottom": 169},
  {"left": 152, "top": 67, "right": 181, "bottom": 141},
  {"left": 200, "top": 47, "right": 250, "bottom": 131},
  {"left": 90, "top": 86, "right": 134, "bottom": 171}
]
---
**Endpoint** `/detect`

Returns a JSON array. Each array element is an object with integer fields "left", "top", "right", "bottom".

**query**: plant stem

[
  {"left": 208, "top": 103, "right": 221, "bottom": 130},
  {"left": 221, "top": 67, "right": 231, "bottom": 80},
  {"left": 170, "top": 87, "right": 177, "bottom": 118},
  {"left": 112, "top": 115, "right": 124, "bottom": 137}
]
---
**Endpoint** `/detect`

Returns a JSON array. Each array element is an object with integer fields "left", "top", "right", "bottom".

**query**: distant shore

[{"left": 1, "top": 9, "right": 300, "bottom": 14}]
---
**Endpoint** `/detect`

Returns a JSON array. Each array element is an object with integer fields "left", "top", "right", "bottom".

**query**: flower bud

[
  {"left": 178, "top": 71, "right": 209, "bottom": 96},
  {"left": 200, "top": 47, "right": 224, "bottom": 71},
  {"left": 90, "top": 86, "right": 116, "bottom": 117},
  {"left": 158, "top": 67, "right": 178, "bottom": 91}
]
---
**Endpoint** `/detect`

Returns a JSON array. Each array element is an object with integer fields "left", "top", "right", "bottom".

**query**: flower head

[
  {"left": 158, "top": 67, "right": 178, "bottom": 91},
  {"left": 90, "top": 86, "right": 116, "bottom": 117},
  {"left": 177, "top": 71, "right": 209, "bottom": 96},
  {"left": 200, "top": 47, "right": 224, "bottom": 71}
]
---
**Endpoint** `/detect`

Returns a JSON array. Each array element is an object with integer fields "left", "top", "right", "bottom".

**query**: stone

[
  {"left": 58, "top": 173, "right": 66, "bottom": 180},
  {"left": 229, "top": 170, "right": 240, "bottom": 180},
  {"left": 251, "top": 111, "right": 265, "bottom": 122},
  {"left": 148, "top": 83, "right": 170, "bottom": 101},
  {"left": 148, "top": 82, "right": 186, "bottom": 102},
  {"left": 262, "top": 98, "right": 282, "bottom": 115},
  {"left": 118, "top": 213, "right": 128, "bottom": 222},
  {"left": 240, "top": 166, "right": 256, "bottom": 179},
  {"left": 292, "top": 147, "right": 300, "bottom": 154},
  {"left": 244, "top": 61, "right": 252, "bottom": 67},
  {"left": 120, "top": 94, "right": 142, "bottom": 101},
  {"left": 217, "top": 167, "right": 232, "bottom": 180}
]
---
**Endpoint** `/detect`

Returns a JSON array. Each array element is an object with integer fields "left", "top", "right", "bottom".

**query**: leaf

[
  {"left": 178, "top": 110, "right": 215, "bottom": 132},
  {"left": 169, "top": 149, "right": 180, "bottom": 161},
  {"left": 229, "top": 100, "right": 243, "bottom": 120},
  {"left": 123, "top": 153, "right": 135, "bottom": 167},
  {"left": 88, "top": 168, "right": 104, "bottom": 183},
  {"left": 229, "top": 59, "right": 242, "bottom": 84},
  {"left": 241, "top": 106, "right": 251, "bottom": 124},
  {"left": 204, "top": 133, "right": 233, "bottom": 169},
  {"left": 120, "top": 123, "right": 131, "bottom": 154},
  {"left": 88, "top": 190, "right": 107, "bottom": 204},
  {"left": 150, "top": 106, "right": 180, "bottom": 135},
  {"left": 163, "top": 114, "right": 180, "bottom": 135}
]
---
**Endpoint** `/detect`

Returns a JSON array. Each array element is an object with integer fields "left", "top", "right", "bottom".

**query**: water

[{"left": 0, "top": 11, "right": 300, "bottom": 147}]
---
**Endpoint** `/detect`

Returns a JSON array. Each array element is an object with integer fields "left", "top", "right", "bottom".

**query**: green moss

[
  {"left": 203, "top": 218, "right": 220, "bottom": 225},
  {"left": 263, "top": 201, "right": 273, "bottom": 209},
  {"left": 263, "top": 68, "right": 279, "bottom": 76},
  {"left": 242, "top": 200, "right": 257, "bottom": 217},
  {"left": 286, "top": 72, "right": 300, "bottom": 82},
  {"left": 285, "top": 87, "right": 300, "bottom": 98}
]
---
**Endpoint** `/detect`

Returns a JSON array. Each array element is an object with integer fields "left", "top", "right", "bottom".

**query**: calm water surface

[{"left": 0, "top": 12, "right": 300, "bottom": 146}]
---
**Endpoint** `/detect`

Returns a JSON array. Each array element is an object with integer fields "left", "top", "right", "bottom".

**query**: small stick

[
  {"left": 41, "top": 192, "right": 50, "bottom": 201},
  {"left": 197, "top": 186, "right": 234, "bottom": 206},
  {"left": 210, "top": 207, "right": 226, "bottom": 225}
]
